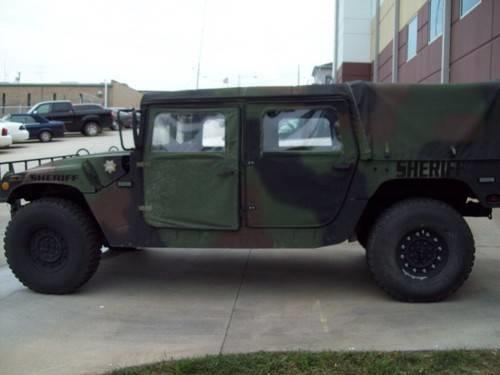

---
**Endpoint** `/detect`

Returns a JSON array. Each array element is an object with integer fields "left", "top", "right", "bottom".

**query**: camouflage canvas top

[{"left": 142, "top": 81, "right": 500, "bottom": 161}]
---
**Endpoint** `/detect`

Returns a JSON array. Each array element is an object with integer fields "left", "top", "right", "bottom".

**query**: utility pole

[
  {"left": 104, "top": 80, "right": 108, "bottom": 107},
  {"left": 297, "top": 65, "right": 301, "bottom": 86},
  {"left": 195, "top": 0, "right": 208, "bottom": 89}
]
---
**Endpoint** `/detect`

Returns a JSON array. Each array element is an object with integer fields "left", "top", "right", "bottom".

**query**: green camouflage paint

[{"left": 1, "top": 81, "right": 499, "bottom": 249}]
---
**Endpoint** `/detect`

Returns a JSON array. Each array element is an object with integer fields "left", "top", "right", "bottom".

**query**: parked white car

[
  {"left": 0, "top": 127, "right": 13, "bottom": 148},
  {"left": 0, "top": 120, "right": 29, "bottom": 143}
]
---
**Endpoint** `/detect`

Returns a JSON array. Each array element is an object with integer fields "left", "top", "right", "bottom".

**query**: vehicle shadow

[
  {"left": 85, "top": 247, "right": 382, "bottom": 299},
  {"left": 79, "top": 246, "right": 498, "bottom": 303}
]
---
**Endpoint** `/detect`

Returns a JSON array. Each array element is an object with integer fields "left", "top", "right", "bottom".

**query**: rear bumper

[{"left": 0, "top": 135, "right": 12, "bottom": 148}]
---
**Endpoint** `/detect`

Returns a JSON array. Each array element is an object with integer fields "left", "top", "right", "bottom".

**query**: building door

[{"left": 143, "top": 107, "right": 240, "bottom": 230}]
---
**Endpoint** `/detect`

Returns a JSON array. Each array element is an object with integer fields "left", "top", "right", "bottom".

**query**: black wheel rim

[
  {"left": 397, "top": 228, "right": 449, "bottom": 279},
  {"left": 29, "top": 229, "right": 68, "bottom": 271}
]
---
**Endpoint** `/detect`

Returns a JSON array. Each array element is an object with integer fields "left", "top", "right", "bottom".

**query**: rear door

[
  {"left": 245, "top": 99, "right": 357, "bottom": 227},
  {"left": 143, "top": 106, "right": 240, "bottom": 229},
  {"left": 50, "top": 102, "right": 76, "bottom": 130}
]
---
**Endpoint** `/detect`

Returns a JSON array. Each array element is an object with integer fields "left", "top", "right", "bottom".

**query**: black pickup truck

[{"left": 28, "top": 101, "right": 113, "bottom": 136}]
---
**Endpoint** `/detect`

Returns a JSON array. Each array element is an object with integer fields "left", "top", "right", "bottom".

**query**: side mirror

[{"left": 117, "top": 108, "right": 143, "bottom": 151}]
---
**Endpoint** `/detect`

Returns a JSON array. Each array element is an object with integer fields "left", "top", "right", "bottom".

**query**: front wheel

[
  {"left": 83, "top": 122, "right": 101, "bottom": 136},
  {"left": 366, "top": 198, "right": 475, "bottom": 302},
  {"left": 4, "top": 198, "right": 102, "bottom": 294}
]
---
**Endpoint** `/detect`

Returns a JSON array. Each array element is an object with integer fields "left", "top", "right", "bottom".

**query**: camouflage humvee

[{"left": 1, "top": 81, "right": 499, "bottom": 302}]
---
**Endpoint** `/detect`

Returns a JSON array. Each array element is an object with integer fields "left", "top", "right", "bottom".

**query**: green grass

[{"left": 108, "top": 350, "right": 500, "bottom": 375}]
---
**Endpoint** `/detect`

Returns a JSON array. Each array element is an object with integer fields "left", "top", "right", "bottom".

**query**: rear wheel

[
  {"left": 366, "top": 198, "right": 475, "bottom": 302},
  {"left": 4, "top": 198, "right": 102, "bottom": 294},
  {"left": 83, "top": 122, "right": 101, "bottom": 136},
  {"left": 38, "top": 131, "right": 52, "bottom": 142}
]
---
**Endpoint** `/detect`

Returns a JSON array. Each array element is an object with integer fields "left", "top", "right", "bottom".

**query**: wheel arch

[
  {"left": 355, "top": 178, "right": 489, "bottom": 246},
  {"left": 8, "top": 183, "right": 107, "bottom": 244},
  {"left": 81, "top": 115, "right": 100, "bottom": 125}
]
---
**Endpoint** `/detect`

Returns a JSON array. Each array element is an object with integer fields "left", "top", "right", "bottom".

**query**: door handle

[
  {"left": 332, "top": 163, "right": 353, "bottom": 171},
  {"left": 217, "top": 168, "right": 237, "bottom": 177}
]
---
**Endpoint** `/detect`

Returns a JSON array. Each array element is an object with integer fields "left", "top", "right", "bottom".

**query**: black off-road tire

[
  {"left": 366, "top": 198, "right": 475, "bottom": 302},
  {"left": 4, "top": 198, "right": 102, "bottom": 294}
]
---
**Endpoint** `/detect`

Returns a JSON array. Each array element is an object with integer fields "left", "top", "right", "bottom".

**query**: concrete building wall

[
  {"left": 0, "top": 84, "right": 105, "bottom": 108},
  {"left": 0, "top": 80, "right": 142, "bottom": 114},
  {"left": 335, "top": 0, "right": 374, "bottom": 82},
  {"left": 108, "top": 80, "right": 143, "bottom": 108}
]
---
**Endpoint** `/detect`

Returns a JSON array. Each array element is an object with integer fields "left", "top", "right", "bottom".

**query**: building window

[
  {"left": 27, "top": 93, "right": 31, "bottom": 106},
  {"left": 460, "top": 0, "right": 481, "bottom": 17},
  {"left": 1, "top": 93, "right": 5, "bottom": 114},
  {"left": 429, "top": 0, "right": 443, "bottom": 42},
  {"left": 52, "top": 93, "right": 57, "bottom": 100},
  {"left": 407, "top": 16, "right": 418, "bottom": 61}
]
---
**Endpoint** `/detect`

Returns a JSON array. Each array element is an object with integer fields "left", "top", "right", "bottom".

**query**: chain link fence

[{"left": 0, "top": 106, "right": 31, "bottom": 116}]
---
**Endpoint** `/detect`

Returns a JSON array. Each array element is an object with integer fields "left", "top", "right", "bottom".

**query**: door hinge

[
  {"left": 138, "top": 205, "right": 152, "bottom": 212},
  {"left": 247, "top": 204, "right": 256, "bottom": 211}
]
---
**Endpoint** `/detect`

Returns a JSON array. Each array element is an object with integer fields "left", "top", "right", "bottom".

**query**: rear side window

[
  {"left": 152, "top": 111, "right": 226, "bottom": 153},
  {"left": 52, "top": 102, "right": 72, "bottom": 112},
  {"left": 11, "top": 115, "right": 26, "bottom": 123},
  {"left": 262, "top": 107, "right": 342, "bottom": 152}
]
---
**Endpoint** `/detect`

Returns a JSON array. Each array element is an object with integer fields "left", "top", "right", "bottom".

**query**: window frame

[
  {"left": 406, "top": 15, "right": 418, "bottom": 62},
  {"left": 148, "top": 107, "right": 229, "bottom": 155},
  {"left": 260, "top": 105, "right": 343, "bottom": 154},
  {"left": 428, "top": 0, "right": 443, "bottom": 44},
  {"left": 460, "top": 0, "right": 481, "bottom": 18}
]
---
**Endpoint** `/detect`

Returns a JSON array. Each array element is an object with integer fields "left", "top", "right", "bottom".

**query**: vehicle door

[
  {"left": 50, "top": 102, "right": 75, "bottom": 131},
  {"left": 33, "top": 103, "right": 52, "bottom": 119},
  {"left": 245, "top": 99, "right": 357, "bottom": 227},
  {"left": 142, "top": 106, "right": 240, "bottom": 230},
  {"left": 24, "top": 115, "right": 42, "bottom": 136}
]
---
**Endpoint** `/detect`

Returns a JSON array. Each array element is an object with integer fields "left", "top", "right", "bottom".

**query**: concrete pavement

[
  {"left": 1, "top": 216, "right": 500, "bottom": 374},
  {"left": 2, "top": 132, "right": 500, "bottom": 374}
]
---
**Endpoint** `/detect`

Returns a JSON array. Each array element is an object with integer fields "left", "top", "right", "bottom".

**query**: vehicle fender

[
  {"left": 81, "top": 114, "right": 100, "bottom": 125},
  {"left": 1, "top": 153, "right": 130, "bottom": 204}
]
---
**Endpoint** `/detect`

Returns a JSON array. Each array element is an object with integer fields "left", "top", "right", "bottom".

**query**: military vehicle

[{"left": 1, "top": 82, "right": 499, "bottom": 302}]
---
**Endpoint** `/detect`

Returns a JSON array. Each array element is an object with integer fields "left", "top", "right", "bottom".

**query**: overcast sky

[{"left": 0, "top": 0, "right": 333, "bottom": 91}]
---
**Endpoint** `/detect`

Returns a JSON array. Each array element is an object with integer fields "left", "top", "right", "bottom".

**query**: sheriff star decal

[{"left": 103, "top": 160, "right": 117, "bottom": 174}]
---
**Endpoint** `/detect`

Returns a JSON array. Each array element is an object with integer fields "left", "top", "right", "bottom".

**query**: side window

[
  {"left": 52, "top": 102, "right": 72, "bottom": 112},
  {"left": 152, "top": 111, "right": 226, "bottom": 153},
  {"left": 36, "top": 104, "right": 51, "bottom": 114},
  {"left": 262, "top": 107, "right": 343, "bottom": 152},
  {"left": 12, "top": 116, "right": 26, "bottom": 123}
]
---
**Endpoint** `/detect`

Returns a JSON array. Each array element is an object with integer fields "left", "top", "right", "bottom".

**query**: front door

[
  {"left": 245, "top": 99, "right": 357, "bottom": 227},
  {"left": 143, "top": 107, "right": 240, "bottom": 230}
]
